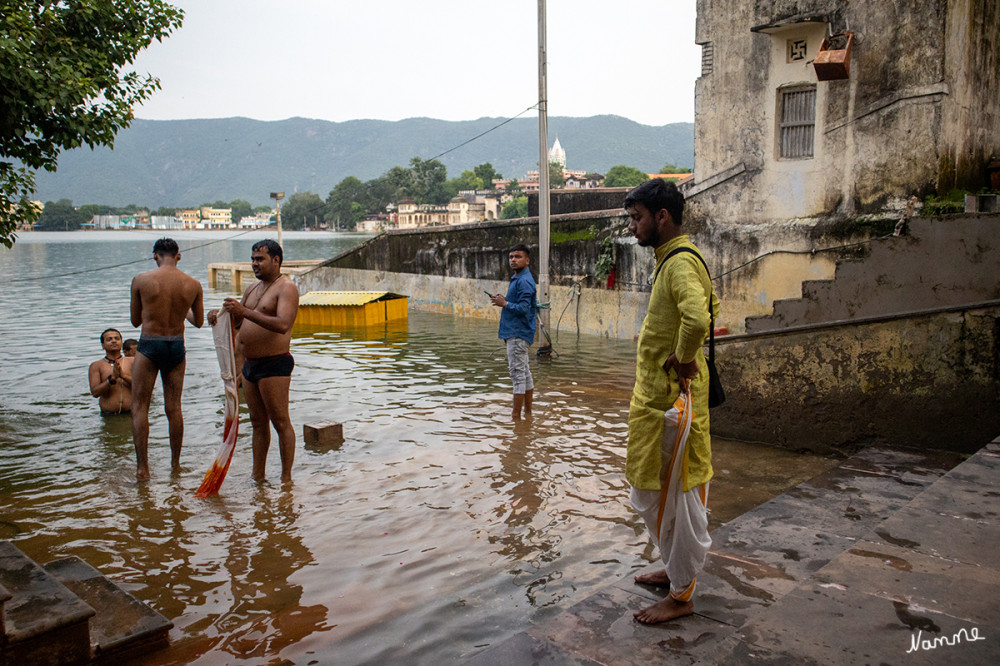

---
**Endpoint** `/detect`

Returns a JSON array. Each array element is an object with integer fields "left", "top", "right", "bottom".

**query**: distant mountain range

[{"left": 31, "top": 115, "right": 694, "bottom": 208}]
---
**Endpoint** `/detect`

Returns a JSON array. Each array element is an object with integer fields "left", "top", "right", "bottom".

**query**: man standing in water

[
  {"left": 130, "top": 238, "right": 204, "bottom": 480},
  {"left": 624, "top": 178, "right": 718, "bottom": 624},
  {"left": 209, "top": 240, "right": 299, "bottom": 483},
  {"left": 89, "top": 328, "right": 133, "bottom": 416},
  {"left": 490, "top": 244, "right": 537, "bottom": 420}
]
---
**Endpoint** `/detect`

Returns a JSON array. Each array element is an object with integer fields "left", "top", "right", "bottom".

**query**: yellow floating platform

[{"left": 297, "top": 291, "right": 408, "bottom": 328}]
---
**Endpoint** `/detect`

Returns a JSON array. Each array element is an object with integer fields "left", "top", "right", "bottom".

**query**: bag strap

[{"left": 652, "top": 246, "right": 716, "bottom": 364}]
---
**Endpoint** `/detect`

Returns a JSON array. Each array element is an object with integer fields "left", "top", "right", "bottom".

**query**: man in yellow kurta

[{"left": 624, "top": 178, "right": 719, "bottom": 624}]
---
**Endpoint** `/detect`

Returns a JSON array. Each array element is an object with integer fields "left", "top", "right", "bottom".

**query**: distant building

[
  {"left": 238, "top": 212, "right": 273, "bottom": 229},
  {"left": 549, "top": 136, "right": 566, "bottom": 168},
  {"left": 151, "top": 216, "right": 184, "bottom": 230},
  {"left": 356, "top": 213, "right": 395, "bottom": 233},
  {"left": 201, "top": 207, "right": 232, "bottom": 229},
  {"left": 396, "top": 191, "right": 499, "bottom": 229}
]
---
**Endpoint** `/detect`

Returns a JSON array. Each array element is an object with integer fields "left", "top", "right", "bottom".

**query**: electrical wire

[{"left": 426, "top": 104, "right": 539, "bottom": 162}]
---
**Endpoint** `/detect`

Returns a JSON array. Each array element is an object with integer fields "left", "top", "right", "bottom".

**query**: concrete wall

[
  {"left": 293, "top": 211, "right": 892, "bottom": 338},
  {"left": 746, "top": 214, "right": 1000, "bottom": 332},
  {"left": 693, "top": 0, "right": 1000, "bottom": 224},
  {"left": 712, "top": 304, "right": 1000, "bottom": 453}
]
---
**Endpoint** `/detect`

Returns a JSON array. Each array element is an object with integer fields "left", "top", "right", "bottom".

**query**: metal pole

[
  {"left": 537, "top": 0, "right": 551, "bottom": 339},
  {"left": 271, "top": 192, "right": 284, "bottom": 247},
  {"left": 276, "top": 200, "right": 283, "bottom": 247}
]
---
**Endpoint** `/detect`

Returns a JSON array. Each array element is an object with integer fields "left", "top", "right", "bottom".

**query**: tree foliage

[
  {"left": 405, "top": 157, "right": 450, "bottom": 204},
  {"left": 326, "top": 176, "right": 368, "bottom": 229},
  {"left": 659, "top": 162, "right": 692, "bottom": 174},
  {"left": 0, "top": 1, "right": 184, "bottom": 246},
  {"left": 279, "top": 192, "right": 324, "bottom": 230},
  {"left": 505, "top": 178, "right": 524, "bottom": 198},
  {"left": 473, "top": 163, "right": 500, "bottom": 190},
  {"left": 500, "top": 196, "right": 528, "bottom": 220},
  {"left": 548, "top": 161, "right": 565, "bottom": 188},
  {"left": 604, "top": 165, "right": 649, "bottom": 188},
  {"left": 35, "top": 199, "right": 89, "bottom": 231}
]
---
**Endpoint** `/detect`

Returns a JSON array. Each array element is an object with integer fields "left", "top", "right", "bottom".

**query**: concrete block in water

[{"left": 304, "top": 421, "right": 345, "bottom": 449}]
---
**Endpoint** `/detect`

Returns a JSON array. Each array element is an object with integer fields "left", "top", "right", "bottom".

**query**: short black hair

[
  {"left": 152, "top": 237, "right": 180, "bottom": 256},
  {"left": 252, "top": 239, "right": 283, "bottom": 266},
  {"left": 100, "top": 328, "right": 120, "bottom": 343},
  {"left": 623, "top": 178, "right": 684, "bottom": 225},
  {"left": 123, "top": 339, "right": 138, "bottom": 349},
  {"left": 509, "top": 243, "right": 531, "bottom": 258}
]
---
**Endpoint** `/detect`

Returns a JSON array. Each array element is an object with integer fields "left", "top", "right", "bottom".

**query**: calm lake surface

[{"left": 0, "top": 231, "right": 837, "bottom": 664}]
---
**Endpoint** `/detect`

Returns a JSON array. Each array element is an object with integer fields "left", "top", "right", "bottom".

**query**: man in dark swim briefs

[
  {"left": 130, "top": 238, "right": 204, "bottom": 480},
  {"left": 209, "top": 239, "right": 299, "bottom": 483}
]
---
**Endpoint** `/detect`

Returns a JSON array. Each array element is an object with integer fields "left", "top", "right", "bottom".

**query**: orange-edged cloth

[{"left": 194, "top": 312, "right": 239, "bottom": 498}]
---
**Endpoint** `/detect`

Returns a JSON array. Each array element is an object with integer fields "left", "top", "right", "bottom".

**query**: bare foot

[
  {"left": 633, "top": 597, "right": 694, "bottom": 624},
  {"left": 634, "top": 569, "right": 670, "bottom": 587},
  {"left": 136, "top": 467, "right": 150, "bottom": 481}
]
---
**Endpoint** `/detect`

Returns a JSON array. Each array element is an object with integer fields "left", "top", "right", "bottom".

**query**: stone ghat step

[
  {"left": 44, "top": 556, "right": 172, "bottom": 664},
  {"left": 0, "top": 540, "right": 95, "bottom": 665}
]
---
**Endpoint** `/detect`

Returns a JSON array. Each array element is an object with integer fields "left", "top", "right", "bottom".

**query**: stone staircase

[
  {"left": 745, "top": 213, "right": 1000, "bottom": 333},
  {"left": 0, "top": 541, "right": 171, "bottom": 665}
]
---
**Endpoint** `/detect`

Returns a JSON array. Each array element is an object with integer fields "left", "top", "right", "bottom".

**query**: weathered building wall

[
  {"left": 293, "top": 212, "right": 903, "bottom": 337},
  {"left": 693, "top": 0, "right": 1000, "bottom": 225},
  {"left": 527, "top": 188, "right": 631, "bottom": 216},
  {"left": 712, "top": 304, "right": 1000, "bottom": 453}
]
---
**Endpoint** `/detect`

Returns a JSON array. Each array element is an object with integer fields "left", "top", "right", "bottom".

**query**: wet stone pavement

[{"left": 469, "top": 438, "right": 1000, "bottom": 665}]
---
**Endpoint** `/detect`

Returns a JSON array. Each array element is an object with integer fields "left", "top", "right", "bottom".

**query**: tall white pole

[
  {"left": 276, "top": 199, "right": 283, "bottom": 247},
  {"left": 537, "top": 0, "right": 551, "bottom": 340}
]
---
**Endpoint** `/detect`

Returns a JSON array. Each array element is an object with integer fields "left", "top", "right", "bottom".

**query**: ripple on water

[{"left": 0, "top": 233, "right": 841, "bottom": 664}]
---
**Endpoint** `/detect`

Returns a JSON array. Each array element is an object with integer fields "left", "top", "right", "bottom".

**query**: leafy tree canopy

[
  {"left": 35, "top": 199, "right": 89, "bottom": 231},
  {"left": 473, "top": 163, "right": 500, "bottom": 190},
  {"left": 500, "top": 196, "right": 528, "bottom": 220},
  {"left": 443, "top": 170, "right": 483, "bottom": 200},
  {"left": 279, "top": 192, "right": 324, "bottom": 230},
  {"left": 405, "top": 157, "right": 450, "bottom": 205},
  {"left": 549, "top": 161, "right": 565, "bottom": 188},
  {"left": 0, "top": 1, "right": 184, "bottom": 246},
  {"left": 604, "top": 165, "right": 649, "bottom": 188},
  {"left": 326, "top": 176, "right": 368, "bottom": 229},
  {"left": 659, "top": 162, "right": 692, "bottom": 174},
  {"left": 505, "top": 178, "right": 524, "bottom": 198}
]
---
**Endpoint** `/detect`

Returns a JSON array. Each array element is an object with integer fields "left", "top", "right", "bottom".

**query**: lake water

[{"left": 0, "top": 231, "right": 837, "bottom": 664}]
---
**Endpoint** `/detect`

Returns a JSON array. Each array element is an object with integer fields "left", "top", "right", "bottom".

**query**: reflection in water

[{"left": 0, "top": 233, "right": 838, "bottom": 664}]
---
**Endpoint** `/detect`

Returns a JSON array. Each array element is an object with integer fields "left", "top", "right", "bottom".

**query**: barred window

[
  {"left": 779, "top": 85, "right": 816, "bottom": 159},
  {"left": 701, "top": 42, "right": 714, "bottom": 76}
]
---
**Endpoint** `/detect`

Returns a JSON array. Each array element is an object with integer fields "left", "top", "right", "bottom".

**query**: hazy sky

[{"left": 130, "top": 0, "right": 700, "bottom": 127}]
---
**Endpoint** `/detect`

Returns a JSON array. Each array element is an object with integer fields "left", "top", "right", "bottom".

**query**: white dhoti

[{"left": 630, "top": 389, "right": 711, "bottom": 602}]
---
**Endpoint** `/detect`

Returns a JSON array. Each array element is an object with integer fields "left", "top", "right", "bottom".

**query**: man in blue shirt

[{"left": 491, "top": 244, "right": 537, "bottom": 419}]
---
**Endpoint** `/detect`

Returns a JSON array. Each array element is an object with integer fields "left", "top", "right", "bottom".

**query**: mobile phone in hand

[{"left": 484, "top": 290, "right": 494, "bottom": 299}]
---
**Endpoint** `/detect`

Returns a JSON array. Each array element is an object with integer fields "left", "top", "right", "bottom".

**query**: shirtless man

[
  {"left": 88, "top": 328, "right": 133, "bottom": 416},
  {"left": 130, "top": 238, "right": 204, "bottom": 480},
  {"left": 209, "top": 239, "right": 299, "bottom": 483}
]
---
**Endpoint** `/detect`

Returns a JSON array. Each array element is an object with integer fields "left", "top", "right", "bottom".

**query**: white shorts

[{"left": 505, "top": 337, "right": 533, "bottom": 394}]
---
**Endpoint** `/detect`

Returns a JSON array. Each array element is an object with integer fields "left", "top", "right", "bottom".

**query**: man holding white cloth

[{"left": 624, "top": 178, "right": 718, "bottom": 624}]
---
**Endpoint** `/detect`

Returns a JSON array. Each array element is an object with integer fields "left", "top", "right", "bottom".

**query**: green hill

[{"left": 31, "top": 115, "right": 693, "bottom": 208}]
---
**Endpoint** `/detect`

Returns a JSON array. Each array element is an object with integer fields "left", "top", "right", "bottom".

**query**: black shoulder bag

[{"left": 654, "top": 247, "right": 727, "bottom": 408}]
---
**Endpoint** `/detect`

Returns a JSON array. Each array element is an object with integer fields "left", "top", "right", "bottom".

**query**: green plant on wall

[{"left": 594, "top": 233, "right": 617, "bottom": 280}]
